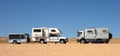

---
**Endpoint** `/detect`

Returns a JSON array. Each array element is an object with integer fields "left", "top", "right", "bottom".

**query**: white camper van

[
  {"left": 77, "top": 28, "right": 112, "bottom": 43},
  {"left": 32, "top": 27, "right": 68, "bottom": 44}
]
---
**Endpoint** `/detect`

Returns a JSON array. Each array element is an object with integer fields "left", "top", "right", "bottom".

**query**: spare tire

[{"left": 109, "top": 33, "right": 112, "bottom": 39}]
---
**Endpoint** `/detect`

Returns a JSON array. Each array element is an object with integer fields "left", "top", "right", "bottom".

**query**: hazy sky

[{"left": 0, "top": 0, "right": 120, "bottom": 38}]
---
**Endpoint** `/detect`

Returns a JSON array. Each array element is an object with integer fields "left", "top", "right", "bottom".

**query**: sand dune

[
  {"left": 0, "top": 43, "right": 120, "bottom": 56},
  {"left": 109, "top": 38, "right": 120, "bottom": 43},
  {"left": 0, "top": 37, "right": 8, "bottom": 43},
  {"left": 0, "top": 37, "right": 120, "bottom": 56}
]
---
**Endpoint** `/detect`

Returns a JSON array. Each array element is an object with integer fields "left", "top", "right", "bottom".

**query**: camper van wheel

[
  {"left": 80, "top": 39, "right": 86, "bottom": 44},
  {"left": 13, "top": 40, "right": 17, "bottom": 44},
  {"left": 60, "top": 40, "right": 65, "bottom": 44},
  {"left": 40, "top": 39, "right": 45, "bottom": 44}
]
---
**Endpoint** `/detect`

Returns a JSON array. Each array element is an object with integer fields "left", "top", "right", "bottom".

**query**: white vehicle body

[
  {"left": 77, "top": 28, "right": 111, "bottom": 43},
  {"left": 32, "top": 27, "right": 68, "bottom": 44},
  {"left": 8, "top": 33, "right": 30, "bottom": 44}
]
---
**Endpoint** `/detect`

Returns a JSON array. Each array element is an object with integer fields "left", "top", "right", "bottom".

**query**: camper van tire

[
  {"left": 13, "top": 40, "right": 17, "bottom": 44},
  {"left": 13, "top": 40, "right": 21, "bottom": 44},
  {"left": 60, "top": 39, "right": 66, "bottom": 44},
  {"left": 39, "top": 39, "right": 45, "bottom": 44},
  {"left": 80, "top": 39, "right": 86, "bottom": 44}
]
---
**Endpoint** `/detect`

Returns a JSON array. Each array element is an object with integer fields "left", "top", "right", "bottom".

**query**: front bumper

[
  {"left": 77, "top": 39, "right": 80, "bottom": 42},
  {"left": 65, "top": 38, "right": 68, "bottom": 42}
]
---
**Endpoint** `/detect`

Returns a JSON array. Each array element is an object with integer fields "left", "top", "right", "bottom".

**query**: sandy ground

[
  {"left": 0, "top": 44, "right": 120, "bottom": 56},
  {"left": 0, "top": 37, "right": 120, "bottom": 56}
]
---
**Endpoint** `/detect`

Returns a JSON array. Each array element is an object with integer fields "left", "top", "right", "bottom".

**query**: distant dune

[
  {"left": 0, "top": 37, "right": 8, "bottom": 43},
  {"left": 109, "top": 38, "right": 120, "bottom": 43}
]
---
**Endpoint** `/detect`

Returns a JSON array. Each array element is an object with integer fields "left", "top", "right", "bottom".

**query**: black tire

[
  {"left": 80, "top": 39, "right": 86, "bottom": 44},
  {"left": 109, "top": 33, "right": 112, "bottom": 39},
  {"left": 40, "top": 39, "right": 45, "bottom": 44},
  {"left": 17, "top": 43, "right": 21, "bottom": 44},
  {"left": 105, "top": 39, "right": 109, "bottom": 44},
  {"left": 96, "top": 39, "right": 102, "bottom": 43},
  {"left": 13, "top": 40, "right": 17, "bottom": 44},
  {"left": 60, "top": 40, "right": 66, "bottom": 44}
]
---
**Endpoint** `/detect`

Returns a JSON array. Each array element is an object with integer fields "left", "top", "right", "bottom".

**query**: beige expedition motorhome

[
  {"left": 77, "top": 28, "right": 112, "bottom": 44},
  {"left": 32, "top": 27, "right": 68, "bottom": 44}
]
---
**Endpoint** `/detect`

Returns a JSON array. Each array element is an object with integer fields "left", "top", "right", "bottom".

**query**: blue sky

[{"left": 0, "top": 0, "right": 120, "bottom": 38}]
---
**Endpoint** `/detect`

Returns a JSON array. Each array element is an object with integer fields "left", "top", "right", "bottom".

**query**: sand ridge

[
  {"left": 0, "top": 44, "right": 120, "bottom": 56},
  {"left": 0, "top": 37, "right": 120, "bottom": 56}
]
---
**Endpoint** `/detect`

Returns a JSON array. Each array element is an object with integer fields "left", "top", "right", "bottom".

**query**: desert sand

[{"left": 0, "top": 37, "right": 120, "bottom": 56}]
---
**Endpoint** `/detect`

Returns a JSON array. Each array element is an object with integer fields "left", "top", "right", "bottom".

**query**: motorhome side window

[
  {"left": 77, "top": 32, "right": 82, "bottom": 37},
  {"left": 51, "top": 30, "right": 56, "bottom": 32},
  {"left": 87, "top": 31, "right": 93, "bottom": 34},
  {"left": 102, "top": 30, "right": 107, "bottom": 33},
  {"left": 34, "top": 29, "right": 41, "bottom": 32}
]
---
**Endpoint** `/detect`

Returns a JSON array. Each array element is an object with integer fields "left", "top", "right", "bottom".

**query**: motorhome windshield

[{"left": 77, "top": 32, "right": 82, "bottom": 37}]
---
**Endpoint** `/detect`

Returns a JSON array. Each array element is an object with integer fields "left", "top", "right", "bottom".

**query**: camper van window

[
  {"left": 21, "top": 35, "right": 25, "bottom": 39},
  {"left": 9, "top": 35, "right": 20, "bottom": 39},
  {"left": 51, "top": 30, "right": 56, "bottom": 32},
  {"left": 26, "top": 34, "right": 29, "bottom": 38},
  {"left": 87, "top": 31, "right": 93, "bottom": 34},
  {"left": 34, "top": 29, "right": 41, "bottom": 32}
]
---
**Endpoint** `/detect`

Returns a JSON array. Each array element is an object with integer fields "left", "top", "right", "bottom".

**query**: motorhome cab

[
  {"left": 8, "top": 33, "right": 30, "bottom": 44},
  {"left": 77, "top": 28, "right": 112, "bottom": 44},
  {"left": 32, "top": 27, "right": 68, "bottom": 44}
]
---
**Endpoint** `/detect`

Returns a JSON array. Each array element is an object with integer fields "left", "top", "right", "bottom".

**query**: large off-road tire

[
  {"left": 60, "top": 40, "right": 66, "bottom": 44},
  {"left": 80, "top": 39, "right": 86, "bottom": 44},
  {"left": 96, "top": 39, "right": 103, "bottom": 43},
  {"left": 40, "top": 39, "right": 45, "bottom": 44}
]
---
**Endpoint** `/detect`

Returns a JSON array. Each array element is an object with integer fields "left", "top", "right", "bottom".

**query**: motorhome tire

[{"left": 80, "top": 39, "right": 86, "bottom": 44}]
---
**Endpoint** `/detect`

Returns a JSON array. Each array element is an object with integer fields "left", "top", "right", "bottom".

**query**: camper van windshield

[{"left": 21, "top": 35, "right": 25, "bottom": 39}]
